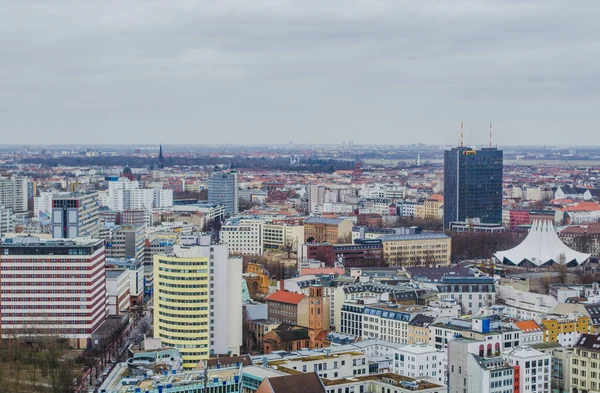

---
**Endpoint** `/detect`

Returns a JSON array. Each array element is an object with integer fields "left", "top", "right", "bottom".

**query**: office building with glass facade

[{"left": 443, "top": 147, "right": 503, "bottom": 229}]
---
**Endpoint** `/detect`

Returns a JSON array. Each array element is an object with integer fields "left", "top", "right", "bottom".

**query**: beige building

[
  {"left": 571, "top": 333, "right": 600, "bottom": 393},
  {"left": 407, "top": 315, "right": 436, "bottom": 344},
  {"left": 304, "top": 217, "right": 352, "bottom": 244},
  {"left": 414, "top": 194, "right": 444, "bottom": 221},
  {"left": 380, "top": 233, "right": 451, "bottom": 266},
  {"left": 262, "top": 223, "right": 304, "bottom": 251}
]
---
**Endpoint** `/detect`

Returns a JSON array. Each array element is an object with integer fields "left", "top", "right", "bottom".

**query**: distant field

[{"left": 362, "top": 158, "right": 600, "bottom": 167}]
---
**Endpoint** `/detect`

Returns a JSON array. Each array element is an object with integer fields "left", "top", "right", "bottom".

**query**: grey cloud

[{"left": 1, "top": 0, "right": 599, "bottom": 146}]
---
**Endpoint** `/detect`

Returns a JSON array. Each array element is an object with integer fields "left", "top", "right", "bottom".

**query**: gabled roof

[
  {"left": 427, "top": 194, "right": 444, "bottom": 202},
  {"left": 585, "top": 303, "right": 600, "bottom": 325},
  {"left": 265, "top": 291, "right": 305, "bottom": 305},
  {"left": 409, "top": 314, "right": 436, "bottom": 327},
  {"left": 272, "top": 327, "right": 309, "bottom": 342},
  {"left": 563, "top": 201, "right": 600, "bottom": 212},
  {"left": 575, "top": 333, "right": 600, "bottom": 351},
  {"left": 513, "top": 320, "right": 543, "bottom": 333},
  {"left": 264, "top": 372, "right": 325, "bottom": 393},
  {"left": 305, "top": 217, "right": 344, "bottom": 225},
  {"left": 557, "top": 185, "right": 589, "bottom": 195}
]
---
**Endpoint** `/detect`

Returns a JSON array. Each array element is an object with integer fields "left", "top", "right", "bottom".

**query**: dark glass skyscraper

[{"left": 443, "top": 147, "right": 503, "bottom": 229}]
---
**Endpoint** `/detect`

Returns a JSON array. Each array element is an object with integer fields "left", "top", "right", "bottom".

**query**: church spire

[{"left": 157, "top": 144, "right": 165, "bottom": 169}]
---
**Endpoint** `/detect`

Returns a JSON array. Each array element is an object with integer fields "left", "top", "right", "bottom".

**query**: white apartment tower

[{"left": 0, "top": 175, "right": 28, "bottom": 213}]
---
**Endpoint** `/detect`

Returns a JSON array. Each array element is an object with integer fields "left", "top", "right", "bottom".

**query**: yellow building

[
  {"left": 381, "top": 233, "right": 451, "bottom": 266},
  {"left": 541, "top": 314, "right": 589, "bottom": 346},
  {"left": 414, "top": 194, "right": 444, "bottom": 221},
  {"left": 154, "top": 249, "right": 210, "bottom": 369}
]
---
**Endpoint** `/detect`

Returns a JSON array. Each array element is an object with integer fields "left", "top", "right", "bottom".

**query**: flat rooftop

[
  {"left": 322, "top": 372, "right": 443, "bottom": 390},
  {"left": 379, "top": 233, "right": 450, "bottom": 241},
  {"left": 1, "top": 236, "right": 103, "bottom": 247},
  {"left": 106, "top": 269, "right": 128, "bottom": 278}
]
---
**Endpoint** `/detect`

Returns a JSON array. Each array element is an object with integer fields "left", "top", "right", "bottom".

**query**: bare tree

[
  {"left": 337, "top": 233, "right": 352, "bottom": 244},
  {"left": 552, "top": 252, "right": 569, "bottom": 284}
]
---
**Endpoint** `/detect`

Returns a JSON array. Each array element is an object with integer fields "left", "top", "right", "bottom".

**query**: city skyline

[{"left": 3, "top": 1, "right": 600, "bottom": 145}]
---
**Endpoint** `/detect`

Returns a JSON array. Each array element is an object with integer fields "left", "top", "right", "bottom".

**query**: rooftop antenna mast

[
  {"left": 489, "top": 123, "right": 493, "bottom": 147},
  {"left": 460, "top": 122, "right": 464, "bottom": 147}
]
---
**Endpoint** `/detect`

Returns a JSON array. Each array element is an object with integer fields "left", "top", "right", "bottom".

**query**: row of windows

[
  {"left": 4, "top": 304, "right": 88, "bottom": 309},
  {"left": 2, "top": 297, "right": 89, "bottom": 302},
  {"left": 2, "top": 312, "right": 94, "bottom": 318},
  {"left": 158, "top": 311, "right": 209, "bottom": 319},
  {"left": 158, "top": 326, "right": 208, "bottom": 335},
  {"left": 158, "top": 274, "right": 207, "bottom": 281},
  {"left": 159, "top": 304, "right": 208, "bottom": 312},
  {"left": 158, "top": 282, "right": 207, "bottom": 289},
  {"left": 1, "top": 289, "right": 89, "bottom": 294},
  {"left": 1, "top": 274, "right": 94, "bottom": 279},
  {"left": 2, "top": 265, "right": 92, "bottom": 271},
  {"left": 159, "top": 318, "right": 208, "bottom": 326}
]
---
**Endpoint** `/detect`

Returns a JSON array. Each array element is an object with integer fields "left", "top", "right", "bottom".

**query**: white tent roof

[{"left": 494, "top": 220, "right": 590, "bottom": 267}]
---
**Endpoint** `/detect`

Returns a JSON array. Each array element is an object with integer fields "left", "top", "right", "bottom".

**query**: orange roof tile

[
  {"left": 427, "top": 194, "right": 444, "bottom": 202},
  {"left": 265, "top": 290, "right": 305, "bottom": 305},
  {"left": 563, "top": 201, "right": 600, "bottom": 212},
  {"left": 513, "top": 320, "right": 543, "bottom": 332}
]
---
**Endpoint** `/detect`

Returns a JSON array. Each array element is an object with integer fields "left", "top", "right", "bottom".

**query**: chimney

[{"left": 279, "top": 279, "right": 285, "bottom": 291}]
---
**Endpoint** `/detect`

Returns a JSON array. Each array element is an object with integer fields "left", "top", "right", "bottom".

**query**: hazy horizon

[{"left": 3, "top": 1, "right": 600, "bottom": 146}]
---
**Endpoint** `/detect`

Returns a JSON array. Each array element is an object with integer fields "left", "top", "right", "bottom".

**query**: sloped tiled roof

[
  {"left": 514, "top": 320, "right": 543, "bottom": 333},
  {"left": 575, "top": 333, "right": 600, "bottom": 351},
  {"left": 563, "top": 201, "right": 600, "bottom": 212},
  {"left": 265, "top": 290, "right": 305, "bottom": 305},
  {"left": 265, "top": 372, "right": 325, "bottom": 393}
]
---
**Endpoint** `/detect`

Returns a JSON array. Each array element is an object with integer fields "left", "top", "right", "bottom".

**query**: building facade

[
  {"left": 437, "top": 276, "right": 496, "bottom": 315},
  {"left": 505, "top": 345, "right": 551, "bottom": 393},
  {"left": 51, "top": 191, "right": 101, "bottom": 239},
  {"left": 0, "top": 236, "right": 107, "bottom": 349},
  {"left": 106, "top": 269, "right": 130, "bottom": 315},
  {"left": 304, "top": 217, "right": 353, "bottom": 244},
  {"left": 265, "top": 290, "right": 309, "bottom": 326},
  {"left": 380, "top": 233, "right": 451, "bottom": 267},
  {"left": 0, "top": 175, "right": 28, "bottom": 213},
  {"left": 153, "top": 243, "right": 242, "bottom": 368},
  {"left": 571, "top": 334, "right": 600, "bottom": 393},
  {"left": 208, "top": 170, "right": 238, "bottom": 215},
  {"left": 220, "top": 218, "right": 264, "bottom": 255},
  {"left": 443, "top": 146, "right": 503, "bottom": 228}
]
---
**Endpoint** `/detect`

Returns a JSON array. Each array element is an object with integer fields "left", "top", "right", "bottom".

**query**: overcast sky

[{"left": 1, "top": 0, "right": 599, "bottom": 146}]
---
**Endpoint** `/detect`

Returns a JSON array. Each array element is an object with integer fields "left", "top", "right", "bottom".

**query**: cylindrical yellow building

[{"left": 153, "top": 251, "right": 210, "bottom": 369}]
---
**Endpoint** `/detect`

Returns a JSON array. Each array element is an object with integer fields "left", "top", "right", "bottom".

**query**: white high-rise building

[
  {"left": 220, "top": 218, "right": 264, "bottom": 255},
  {"left": 153, "top": 187, "right": 174, "bottom": 208},
  {"left": 0, "top": 206, "right": 15, "bottom": 236},
  {"left": 33, "top": 191, "right": 54, "bottom": 220},
  {"left": 0, "top": 175, "right": 28, "bottom": 213},
  {"left": 307, "top": 184, "right": 325, "bottom": 214},
  {"left": 102, "top": 178, "right": 172, "bottom": 211}
]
